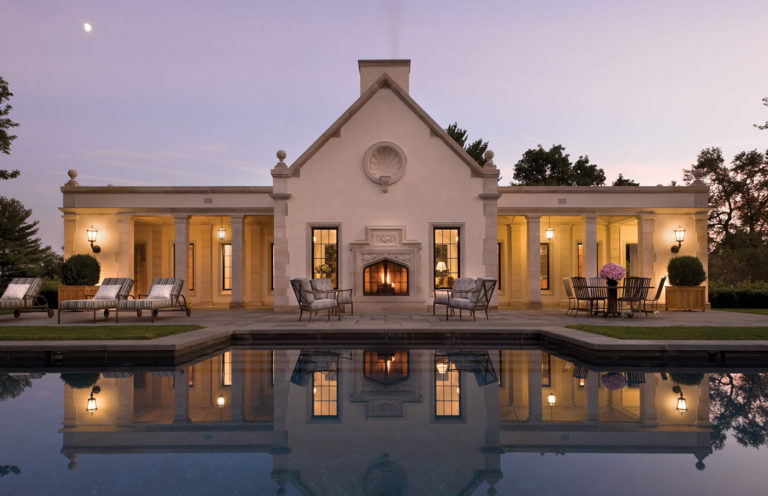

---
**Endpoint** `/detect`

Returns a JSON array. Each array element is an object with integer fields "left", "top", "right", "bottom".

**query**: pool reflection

[{"left": 57, "top": 349, "right": 715, "bottom": 494}]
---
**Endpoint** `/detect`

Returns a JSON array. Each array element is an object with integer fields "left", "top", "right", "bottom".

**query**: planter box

[
  {"left": 58, "top": 285, "right": 99, "bottom": 304},
  {"left": 665, "top": 285, "right": 706, "bottom": 311}
]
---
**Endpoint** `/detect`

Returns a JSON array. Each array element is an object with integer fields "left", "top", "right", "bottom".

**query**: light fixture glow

[
  {"left": 217, "top": 217, "right": 226, "bottom": 241},
  {"left": 547, "top": 391, "right": 556, "bottom": 406},
  {"left": 86, "top": 386, "right": 101, "bottom": 414},
  {"left": 673, "top": 385, "right": 687, "bottom": 414},
  {"left": 86, "top": 225, "right": 101, "bottom": 253},
  {"left": 83, "top": 22, "right": 92, "bottom": 32},
  {"left": 545, "top": 216, "right": 554, "bottom": 240},
  {"left": 217, "top": 393, "right": 225, "bottom": 407},
  {"left": 578, "top": 377, "right": 585, "bottom": 388},
  {"left": 671, "top": 225, "right": 686, "bottom": 253},
  {"left": 435, "top": 357, "right": 449, "bottom": 375}
]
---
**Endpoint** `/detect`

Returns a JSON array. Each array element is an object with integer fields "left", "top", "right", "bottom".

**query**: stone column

[
  {"left": 583, "top": 214, "right": 598, "bottom": 277},
  {"left": 526, "top": 215, "right": 542, "bottom": 309},
  {"left": 587, "top": 372, "right": 600, "bottom": 422},
  {"left": 639, "top": 374, "right": 659, "bottom": 426},
  {"left": 229, "top": 214, "right": 245, "bottom": 309},
  {"left": 230, "top": 349, "right": 245, "bottom": 422},
  {"left": 173, "top": 370, "right": 190, "bottom": 423},
  {"left": 271, "top": 151, "right": 292, "bottom": 312},
  {"left": 114, "top": 214, "right": 134, "bottom": 279},
  {"left": 480, "top": 151, "right": 501, "bottom": 308},
  {"left": 637, "top": 213, "right": 656, "bottom": 279},
  {"left": 528, "top": 351, "right": 543, "bottom": 422},
  {"left": 695, "top": 212, "right": 710, "bottom": 308},
  {"left": 62, "top": 213, "right": 78, "bottom": 259},
  {"left": 173, "top": 215, "right": 190, "bottom": 298}
]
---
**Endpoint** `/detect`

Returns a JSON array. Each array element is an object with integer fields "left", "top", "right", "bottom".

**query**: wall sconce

[
  {"left": 86, "top": 225, "right": 101, "bottom": 253},
  {"left": 671, "top": 225, "right": 686, "bottom": 253},
  {"left": 547, "top": 391, "right": 556, "bottom": 406},
  {"left": 673, "top": 385, "right": 687, "bottom": 414},
  {"left": 545, "top": 216, "right": 554, "bottom": 240},
  {"left": 217, "top": 217, "right": 227, "bottom": 241},
  {"left": 578, "top": 377, "right": 585, "bottom": 388},
  {"left": 217, "top": 393, "right": 226, "bottom": 408},
  {"left": 86, "top": 386, "right": 101, "bottom": 414}
]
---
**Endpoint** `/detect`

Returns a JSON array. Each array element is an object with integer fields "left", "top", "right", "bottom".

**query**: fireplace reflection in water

[{"left": 364, "top": 260, "right": 409, "bottom": 296}]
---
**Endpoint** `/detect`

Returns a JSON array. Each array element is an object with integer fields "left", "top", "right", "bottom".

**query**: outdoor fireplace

[{"left": 364, "top": 260, "right": 409, "bottom": 296}]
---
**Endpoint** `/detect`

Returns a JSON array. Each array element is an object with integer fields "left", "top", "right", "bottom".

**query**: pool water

[{"left": 2, "top": 348, "right": 767, "bottom": 495}]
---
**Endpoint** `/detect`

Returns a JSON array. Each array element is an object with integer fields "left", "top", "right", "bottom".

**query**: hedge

[{"left": 709, "top": 287, "right": 768, "bottom": 308}]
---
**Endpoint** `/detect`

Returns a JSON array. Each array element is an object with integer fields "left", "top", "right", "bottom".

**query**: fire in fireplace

[{"left": 363, "top": 260, "right": 409, "bottom": 296}]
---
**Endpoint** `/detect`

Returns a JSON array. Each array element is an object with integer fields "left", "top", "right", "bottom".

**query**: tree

[
  {"left": 445, "top": 122, "right": 488, "bottom": 166},
  {"left": 511, "top": 144, "right": 606, "bottom": 186},
  {"left": 684, "top": 148, "right": 768, "bottom": 247},
  {"left": 0, "top": 196, "right": 59, "bottom": 289},
  {"left": 0, "top": 76, "right": 20, "bottom": 180},
  {"left": 756, "top": 97, "right": 768, "bottom": 131},
  {"left": 613, "top": 174, "right": 639, "bottom": 186}
]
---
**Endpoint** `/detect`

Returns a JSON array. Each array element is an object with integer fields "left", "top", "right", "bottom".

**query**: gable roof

[{"left": 283, "top": 73, "right": 499, "bottom": 179}]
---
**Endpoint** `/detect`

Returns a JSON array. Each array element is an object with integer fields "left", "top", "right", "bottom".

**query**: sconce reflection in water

[
  {"left": 673, "top": 385, "right": 687, "bottom": 414},
  {"left": 86, "top": 386, "right": 101, "bottom": 414}
]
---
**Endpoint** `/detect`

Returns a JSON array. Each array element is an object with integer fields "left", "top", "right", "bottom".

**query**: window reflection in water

[{"left": 435, "top": 356, "right": 460, "bottom": 417}]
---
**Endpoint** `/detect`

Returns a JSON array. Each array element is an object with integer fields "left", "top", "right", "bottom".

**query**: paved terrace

[{"left": 2, "top": 308, "right": 768, "bottom": 369}]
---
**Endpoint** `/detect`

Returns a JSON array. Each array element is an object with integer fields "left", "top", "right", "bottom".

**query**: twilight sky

[{"left": 1, "top": 0, "right": 766, "bottom": 251}]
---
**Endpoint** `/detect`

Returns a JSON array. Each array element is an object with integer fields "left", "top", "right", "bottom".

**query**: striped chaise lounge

[
  {"left": 118, "top": 278, "right": 190, "bottom": 322},
  {"left": 58, "top": 278, "right": 134, "bottom": 323},
  {"left": 0, "top": 278, "right": 54, "bottom": 319}
]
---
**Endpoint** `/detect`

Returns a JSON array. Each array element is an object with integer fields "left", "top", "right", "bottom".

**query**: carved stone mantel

[{"left": 349, "top": 226, "right": 422, "bottom": 298}]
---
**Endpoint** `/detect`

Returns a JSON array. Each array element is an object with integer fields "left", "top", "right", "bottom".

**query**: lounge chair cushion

[
  {"left": 311, "top": 278, "right": 335, "bottom": 299},
  {"left": 468, "top": 278, "right": 485, "bottom": 303},
  {"left": 94, "top": 284, "right": 121, "bottom": 300},
  {"left": 0, "top": 298, "right": 32, "bottom": 309},
  {"left": 308, "top": 299, "right": 337, "bottom": 311},
  {"left": 452, "top": 278, "right": 475, "bottom": 299},
  {"left": 60, "top": 298, "right": 120, "bottom": 311},
  {"left": 448, "top": 297, "right": 475, "bottom": 310},
  {"left": 148, "top": 284, "right": 174, "bottom": 300},
  {"left": 2, "top": 283, "right": 30, "bottom": 300},
  {"left": 434, "top": 289, "right": 450, "bottom": 305},
  {"left": 119, "top": 298, "right": 173, "bottom": 310}
]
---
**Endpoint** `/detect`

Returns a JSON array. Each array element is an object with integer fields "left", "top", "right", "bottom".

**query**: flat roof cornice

[
  {"left": 500, "top": 185, "right": 707, "bottom": 194},
  {"left": 61, "top": 186, "right": 273, "bottom": 194}
]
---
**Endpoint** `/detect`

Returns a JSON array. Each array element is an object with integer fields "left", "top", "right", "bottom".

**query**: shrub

[
  {"left": 667, "top": 256, "right": 706, "bottom": 286},
  {"left": 61, "top": 254, "right": 100, "bottom": 286},
  {"left": 709, "top": 280, "right": 768, "bottom": 308},
  {"left": 39, "top": 280, "right": 60, "bottom": 309},
  {"left": 59, "top": 373, "right": 100, "bottom": 389}
]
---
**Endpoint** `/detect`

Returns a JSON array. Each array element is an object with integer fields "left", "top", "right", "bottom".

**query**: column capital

[{"left": 525, "top": 214, "right": 541, "bottom": 221}]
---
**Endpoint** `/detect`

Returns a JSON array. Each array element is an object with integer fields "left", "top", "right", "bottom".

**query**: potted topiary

[
  {"left": 58, "top": 254, "right": 101, "bottom": 303},
  {"left": 665, "top": 255, "right": 707, "bottom": 311}
]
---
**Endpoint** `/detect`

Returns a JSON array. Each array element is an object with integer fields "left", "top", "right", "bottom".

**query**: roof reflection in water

[{"left": 54, "top": 349, "right": 720, "bottom": 495}]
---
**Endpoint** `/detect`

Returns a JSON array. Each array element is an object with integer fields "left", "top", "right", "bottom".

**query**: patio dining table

[{"left": 584, "top": 283, "right": 654, "bottom": 317}]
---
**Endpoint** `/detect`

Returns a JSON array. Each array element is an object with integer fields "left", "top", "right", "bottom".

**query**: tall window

[
  {"left": 312, "top": 228, "right": 338, "bottom": 288},
  {"left": 270, "top": 242, "right": 275, "bottom": 290},
  {"left": 434, "top": 227, "right": 460, "bottom": 289},
  {"left": 435, "top": 357, "right": 461, "bottom": 417},
  {"left": 172, "top": 243, "right": 195, "bottom": 291},
  {"left": 540, "top": 243, "right": 550, "bottom": 290},
  {"left": 312, "top": 368, "right": 338, "bottom": 417},
  {"left": 222, "top": 244, "right": 232, "bottom": 291},
  {"left": 577, "top": 242, "right": 584, "bottom": 277},
  {"left": 497, "top": 242, "right": 502, "bottom": 291},
  {"left": 222, "top": 351, "right": 232, "bottom": 386}
]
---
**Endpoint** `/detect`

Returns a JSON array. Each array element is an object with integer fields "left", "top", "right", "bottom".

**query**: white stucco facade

[{"left": 60, "top": 59, "right": 709, "bottom": 311}]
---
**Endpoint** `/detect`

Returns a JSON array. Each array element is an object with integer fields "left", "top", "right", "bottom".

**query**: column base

[
  {"left": 229, "top": 301, "right": 245, "bottom": 309},
  {"left": 528, "top": 301, "right": 543, "bottom": 309}
]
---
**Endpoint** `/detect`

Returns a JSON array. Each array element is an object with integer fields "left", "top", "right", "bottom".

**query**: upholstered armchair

[
  {"left": 311, "top": 278, "right": 353, "bottom": 315},
  {"left": 291, "top": 278, "right": 340, "bottom": 321},
  {"left": 433, "top": 277, "right": 474, "bottom": 315},
  {"left": 446, "top": 278, "right": 496, "bottom": 322}
]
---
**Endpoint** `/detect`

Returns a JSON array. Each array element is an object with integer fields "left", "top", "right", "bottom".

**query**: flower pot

[{"left": 665, "top": 285, "right": 706, "bottom": 311}]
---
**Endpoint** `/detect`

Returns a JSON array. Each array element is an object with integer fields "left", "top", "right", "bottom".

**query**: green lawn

[
  {"left": 0, "top": 325, "right": 204, "bottom": 341},
  {"left": 714, "top": 308, "right": 768, "bottom": 316},
  {"left": 567, "top": 324, "right": 768, "bottom": 340}
]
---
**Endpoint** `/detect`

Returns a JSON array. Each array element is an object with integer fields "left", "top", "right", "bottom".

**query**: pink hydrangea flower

[
  {"left": 601, "top": 372, "right": 627, "bottom": 390},
  {"left": 599, "top": 262, "right": 626, "bottom": 281}
]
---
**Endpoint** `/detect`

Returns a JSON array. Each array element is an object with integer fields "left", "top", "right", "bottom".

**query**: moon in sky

[{"left": 83, "top": 22, "right": 92, "bottom": 32}]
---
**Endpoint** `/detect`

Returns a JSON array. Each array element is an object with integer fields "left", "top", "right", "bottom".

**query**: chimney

[{"left": 358, "top": 59, "right": 411, "bottom": 95}]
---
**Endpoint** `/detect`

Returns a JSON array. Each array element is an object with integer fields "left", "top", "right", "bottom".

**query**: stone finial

[
  {"left": 692, "top": 168, "right": 705, "bottom": 186},
  {"left": 66, "top": 169, "right": 80, "bottom": 186},
  {"left": 276, "top": 150, "right": 287, "bottom": 166},
  {"left": 483, "top": 150, "right": 495, "bottom": 168}
]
